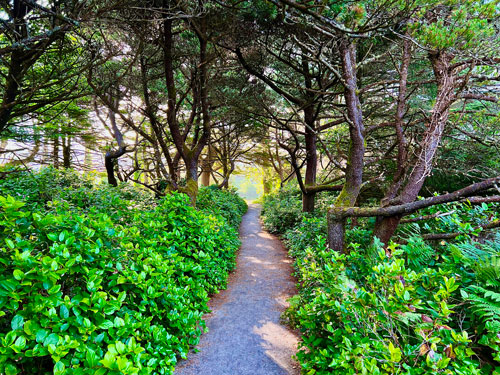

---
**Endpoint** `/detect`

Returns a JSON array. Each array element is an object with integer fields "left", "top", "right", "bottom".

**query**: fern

[
  {"left": 455, "top": 235, "right": 500, "bottom": 332},
  {"left": 451, "top": 233, "right": 500, "bottom": 284},
  {"left": 400, "top": 235, "right": 435, "bottom": 271},
  {"left": 475, "top": 256, "right": 500, "bottom": 285},
  {"left": 468, "top": 286, "right": 500, "bottom": 326}
]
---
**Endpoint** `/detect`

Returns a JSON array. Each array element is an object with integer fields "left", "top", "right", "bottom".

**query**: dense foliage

[
  {"left": 0, "top": 168, "right": 246, "bottom": 374},
  {"left": 197, "top": 186, "right": 248, "bottom": 229},
  {"left": 263, "top": 188, "right": 500, "bottom": 374}
]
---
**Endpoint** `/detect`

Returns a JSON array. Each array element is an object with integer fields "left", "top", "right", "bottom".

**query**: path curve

[{"left": 175, "top": 204, "right": 300, "bottom": 375}]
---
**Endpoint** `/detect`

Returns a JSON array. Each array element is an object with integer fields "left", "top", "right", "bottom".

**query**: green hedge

[{"left": 0, "top": 168, "right": 246, "bottom": 374}]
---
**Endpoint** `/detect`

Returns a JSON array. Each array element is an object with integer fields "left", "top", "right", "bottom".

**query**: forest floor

[{"left": 174, "top": 204, "right": 300, "bottom": 375}]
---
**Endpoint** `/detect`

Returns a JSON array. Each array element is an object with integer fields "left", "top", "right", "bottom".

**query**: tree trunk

[
  {"left": 0, "top": 55, "right": 23, "bottom": 133},
  {"left": 328, "top": 213, "right": 346, "bottom": 252},
  {"left": 53, "top": 133, "right": 60, "bottom": 168},
  {"left": 183, "top": 157, "right": 199, "bottom": 206},
  {"left": 105, "top": 109, "right": 126, "bottom": 187},
  {"left": 302, "top": 110, "right": 317, "bottom": 212},
  {"left": 162, "top": 12, "right": 210, "bottom": 204},
  {"left": 328, "top": 39, "right": 365, "bottom": 252},
  {"left": 373, "top": 50, "right": 456, "bottom": 245},
  {"left": 383, "top": 38, "right": 411, "bottom": 202},
  {"left": 62, "top": 136, "right": 71, "bottom": 168},
  {"left": 201, "top": 145, "right": 212, "bottom": 186}
]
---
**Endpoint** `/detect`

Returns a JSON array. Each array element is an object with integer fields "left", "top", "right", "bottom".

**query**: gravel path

[{"left": 174, "top": 204, "right": 300, "bottom": 375}]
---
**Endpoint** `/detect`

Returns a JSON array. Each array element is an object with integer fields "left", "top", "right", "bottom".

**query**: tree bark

[
  {"left": 105, "top": 109, "right": 126, "bottom": 187},
  {"left": 201, "top": 144, "right": 212, "bottom": 186},
  {"left": 373, "top": 50, "right": 457, "bottom": 245},
  {"left": 328, "top": 39, "right": 365, "bottom": 252},
  {"left": 382, "top": 38, "right": 411, "bottom": 202},
  {"left": 62, "top": 136, "right": 71, "bottom": 168},
  {"left": 329, "top": 176, "right": 500, "bottom": 219},
  {"left": 53, "top": 133, "right": 60, "bottom": 168},
  {"left": 302, "top": 105, "right": 317, "bottom": 212}
]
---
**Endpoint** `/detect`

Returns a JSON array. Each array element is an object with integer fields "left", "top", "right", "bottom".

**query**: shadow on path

[{"left": 174, "top": 204, "right": 300, "bottom": 375}]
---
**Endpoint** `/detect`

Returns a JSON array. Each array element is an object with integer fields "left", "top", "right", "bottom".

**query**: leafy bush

[
  {"left": 0, "top": 167, "right": 155, "bottom": 222},
  {"left": 261, "top": 186, "right": 304, "bottom": 234},
  {"left": 284, "top": 216, "right": 326, "bottom": 259},
  {"left": 273, "top": 193, "right": 500, "bottom": 374},
  {"left": 197, "top": 186, "right": 248, "bottom": 229},
  {"left": 287, "top": 236, "right": 484, "bottom": 374},
  {"left": 0, "top": 169, "right": 246, "bottom": 374}
]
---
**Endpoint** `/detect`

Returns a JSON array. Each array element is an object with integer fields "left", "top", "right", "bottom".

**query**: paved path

[{"left": 175, "top": 204, "right": 300, "bottom": 375}]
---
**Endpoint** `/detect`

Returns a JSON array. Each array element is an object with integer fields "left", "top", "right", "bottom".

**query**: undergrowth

[
  {"left": 0, "top": 168, "right": 247, "bottom": 375},
  {"left": 263, "top": 188, "right": 500, "bottom": 374}
]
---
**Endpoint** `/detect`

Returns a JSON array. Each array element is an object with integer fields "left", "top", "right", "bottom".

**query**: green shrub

[
  {"left": 284, "top": 216, "right": 325, "bottom": 259},
  {"left": 0, "top": 169, "right": 245, "bottom": 374},
  {"left": 261, "top": 186, "right": 303, "bottom": 234},
  {"left": 197, "top": 186, "right": 248, "bottom": 229},
  {"left": 0, "top": 167, "right": 155, "bottom": 222},
  {"left": 275, "top": 195, "right": 500, "bottom": 374},
  {"left": 288, "top": 237, "right": 483, "bottom": 374}
]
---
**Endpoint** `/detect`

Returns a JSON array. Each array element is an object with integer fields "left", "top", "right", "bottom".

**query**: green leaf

[
  {"left": 5, "top": 364, "right": 18, "bottom": 375},
  {"left": 5, "top": 238, "right": 15, "bottom": 249},
  {"left": 0, "top": 279, "right": 18, "bottom": 292},
  {"left": 115, "top": 340, "right": 126, "bottom": 354},
  {"left": 100, "top": 351, "right": 117, "bottom": 369},
  {"left": 403, "top": 290, "right": 410, "bottom": 301},
  {"left": 113, "top": 317, "right": 125, "bottom": 327},
  {"left": 118, "top": 291, "right": 127, "bottom": 302},
  {"left": 23, "top": 320, "right": 36, "bottom": 335},
  {"left": 36, "top": 329, "right": 48, "bottom": 343},
  {"left": 48, "top": 284, "right": 61, "bottom": 294},
  {"left": 13, "top": 336, "right": 26, "bottom": 350},
  {"left": 86, "top": 349, "right": 99, "bottom": 367},
  {"left": 13, "top": 269, "right": 24, "bottom": 280},
  {"left": 11, "top": 315, "right": 24, "bottom": 330},
  {"left": 43, "top": 333, "right": 60, "bottom": 347},
  {"left": 60, "top": 305, "right": 69, "bottom": 319},
  {"left": 99, "top": 320, "right": 114, "bottom": 329},
  {"left": 54, "top": 361, "right": 65, "bottom": 375}
]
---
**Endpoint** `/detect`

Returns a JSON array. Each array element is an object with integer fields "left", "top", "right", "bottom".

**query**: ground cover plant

[
  {"left": 0, "top": 168, "right": 246, "bottom": 375},
  {"left": 263, "top": 188, "right": 500, "bottom": 374}
]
